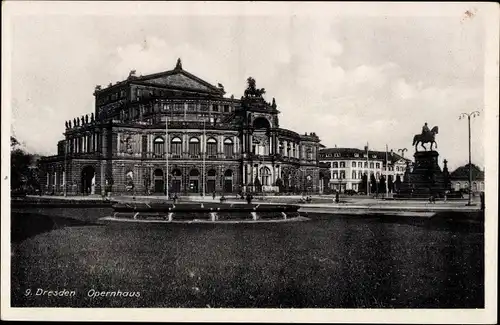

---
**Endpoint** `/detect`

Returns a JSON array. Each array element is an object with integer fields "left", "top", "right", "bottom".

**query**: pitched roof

[
  {"left": 450, "top": 164, "right": 484, "bottom": 181},
  {"left": 130, "top": 59, "right": 224, "bottom": 95}
]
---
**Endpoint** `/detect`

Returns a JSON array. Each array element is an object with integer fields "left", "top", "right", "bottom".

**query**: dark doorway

[
  {"left": 154, "top": 169, "right": 164, "bottom": 193},
  {"left": 207, "top": 169, "right": 216, "bottom": 194},
  {"left": 81, "top": 166, "right": 95, "bottom": 195},
  {"left": 224, "top": 169, "right": 233, "bottom": 193},
  {"left": 189, "top": 169, "right": 200, "bottom": 193},
  {"left": 171, "top": 169, "right": 182, "bottom": 193}
]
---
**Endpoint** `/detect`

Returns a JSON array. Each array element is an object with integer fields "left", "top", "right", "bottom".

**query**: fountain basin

[{"left": 100, "top": 202, "right": 309, "bottom": 223}]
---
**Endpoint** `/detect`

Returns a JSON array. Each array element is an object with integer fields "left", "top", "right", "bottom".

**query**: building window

[
  {"left": 188, "top": 102, "right": 196, "bottom": 111},
  {"left": 174, "top": 102, "right": 183, "bottom": 111},
  {"left": 224, "top": 138, "right": 234, "bottom": 157},
  {"left": 352, "top": 171, "right": 357, "bottom": 179},
  {"left": 354, "top": 153, "right": 359, "bottom": 157},
  {"left": 224, "top": 105, "right": 230, "bottom": 112},
  {"left": 261, "top": 167, "right": 271, "bottom": 186},
  {"left": 171, "top": 137, "right": 182, "bottom": 156},
  {"left": 212, "top": 104, "right": 219, "bottom": 112},
  {"left": 340, "top": 162, "right": 345, "bottom": 168},
  {"left": 153, "top": 137, "right": 165, "bottom": 157},
  {"left": 189, "top": 137, "right": 200, "bottom": 156},
  {"left": 370, "top": 162, "right": 374, "bottom": 168},
  {"left": 358, "top": 171, "right": 363, "bottom": 179},
  {"left": 358, "top": 162, "right": 362, "bottom": 168},
  {"left": 376, "top": 163, "right": 380, "bottom": 169},
  {"left": 200, "top": 103, "right": 208, "bottom": 111},
  {"left": 364, "top": 162, "right": 368, "bottom": 168},
  {"left": 352, "top": 162, "right": 356, "bottom": 167},
  {"left": 340, "top": 171, "right": 345, "bottom": 179},
  {"left": 279, "top": 142, "right": 284, "bottom": 155},
  {"left": 207, "top": 138, "right": 217, "bottom": 156},
  {"left": 334, "top": 153, "right": 340, "bottom": 158},
  {"left": 333, "top": 162, "right": 338, "bottom": 168},
  {"left": 332, "top": 172, "right": 338, "bottom": 179}
]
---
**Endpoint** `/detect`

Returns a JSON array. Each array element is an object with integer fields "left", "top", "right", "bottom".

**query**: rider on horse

[{"left": 422, "top": 122, "right": 430, "bottom": 137}]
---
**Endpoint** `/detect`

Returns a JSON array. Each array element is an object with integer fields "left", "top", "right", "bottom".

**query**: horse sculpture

[{"left": 412, "top": 126, "right": 439, "bottom": 151}]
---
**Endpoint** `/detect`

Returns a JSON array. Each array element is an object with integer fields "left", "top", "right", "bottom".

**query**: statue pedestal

[{"left": 396, "top": 151, "right": 451, "bottom": 199}]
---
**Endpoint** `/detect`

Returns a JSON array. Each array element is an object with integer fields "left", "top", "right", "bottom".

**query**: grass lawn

[{"left": 11, "top": 212, "right": 483, "bottom": 308}]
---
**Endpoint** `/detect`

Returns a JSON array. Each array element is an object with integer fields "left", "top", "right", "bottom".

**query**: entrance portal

[
  {"left": 153, "top": 169, "right": 164, "bottom": 193},
  {"left": 224, "top": 169, "right": 233, "bottom": 193},
  {"left": 81, "top": 166, "right": 96, "bottom": 195},
  {"left": 189, "top": 169, "right": 200, "bottom": 193}
]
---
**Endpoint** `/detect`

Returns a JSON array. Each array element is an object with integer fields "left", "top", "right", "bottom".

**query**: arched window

[
  {"left": 340, "top": 171, "right": 345, "bottom": 179},
  {"left": 189, "top": 169, "right": 200, "bottom": 177},
  {"left": 364, "top": 162, "right": 368, "bottom": 168},
  {"left": 261, "top": 167, "right": 271, "bottom": 186},
  {"left": 224, "top": 138, "right": 234, "bottom": 157},
  {"left": 352, "top": 171, "right": 357, "bottom": 179},
  {"left": 358, "top": 162, "right": 362, "bottom": 168},
  {"left": 472, "top": 182, "right": 478, "bottom": 192},
  {"left": 333, "top": 162, "right": 338, "bottom": 168},
  {"left": 207, "top": 138, "right": 217, "bottom": 157},
  {"left": 340, "top": 162, "right": 345, "bottom": 168},
  {"left": 171, "top": 137, "right": 182, "bottom": 156},
  {"left": 208, "top": 169, "right": 217, "bottom": 177},
  {"left": 358, "top": 171, "right": 363, "bottom": 179},
  {"left": 153, "top": 137, "right": 165, "bottom": 157},
  {"left": 189, "top": 137, "right": 200, "bottom": 156},
  {"left": 376, "top": 163, "right": 380, "bottom": 169},
  {"left": 370, "top": 162, "right": 374, "bottom": 169},
  {"left": 352, "top": 162, "right": 356, "bottom": 167}
]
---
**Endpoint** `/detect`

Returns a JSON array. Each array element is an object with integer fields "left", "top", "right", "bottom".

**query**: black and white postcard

[{"left": 2, "top": 1, "right": 498, "bottom": 323}]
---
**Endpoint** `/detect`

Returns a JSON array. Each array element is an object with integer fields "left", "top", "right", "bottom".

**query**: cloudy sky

[{"left": 7, "top": 2, "right": 490, "bottom": 171}]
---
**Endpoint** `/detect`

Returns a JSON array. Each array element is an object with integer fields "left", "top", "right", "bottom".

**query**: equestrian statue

[{"left": 412, "top": 122, "right": 439, "bottom": 151}]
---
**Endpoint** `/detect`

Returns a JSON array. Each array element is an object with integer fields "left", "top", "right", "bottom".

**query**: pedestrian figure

[
  {"left": 335, "top": 192, "right": 340, "bottom": 204},
  {"left": 480, "top": 191, "right": 485, "bottom": 210},
  {"left": 173, "top": 194, "right": 178, "bottom": 204},
  {"left": 246, "top": 193, "right": 252, "bottom": 204},
  {"left": 212, "top": 191, "right": 216, "bottom": 200},
  {"left": 220, "top": 195, "right": 226, "bottom": 203}
]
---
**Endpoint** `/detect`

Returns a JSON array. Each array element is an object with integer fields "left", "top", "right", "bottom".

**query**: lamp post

[{"left": 459, "top": 111, "right": 480, "bottom": 206}]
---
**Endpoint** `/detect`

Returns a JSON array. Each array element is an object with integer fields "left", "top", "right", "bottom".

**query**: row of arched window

[{"left": 153, "top": 136, "right": 234, "bottom": 157}]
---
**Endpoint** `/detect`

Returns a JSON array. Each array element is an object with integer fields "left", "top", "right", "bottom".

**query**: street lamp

[{"left": 459, "top": 111, "right": 480, "bottom": 206}]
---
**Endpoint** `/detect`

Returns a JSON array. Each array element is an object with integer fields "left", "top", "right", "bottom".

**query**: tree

[
  {"left": 360, "top": 173, "right": 368, "bottom": 194},
  {"left": 395, "top": 175, "right": 402, "bottom": 193},
  {"left": 388, "top": 175, "right": 394, "bottom": 193},
  {"left": 370, "top": 174, "right": 377, "bottom": 193},
  {"left": 11, "top": 137, "right": 40, "bottom": 192},
  {"left": 379, "top": 175, "right": 386, "bottom": 194}
]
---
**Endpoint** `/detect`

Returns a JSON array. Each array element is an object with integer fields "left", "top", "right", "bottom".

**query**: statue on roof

[
  {"left": 272, "top": 98, "right": 277, "bottom": 108},
  {"left": 217, "top": 83, "right": 226, "bottom": 95},
  {"left": 73, "top": 118, "right": 77, "bottom": 127},
  {"left": 81, "top": 115, "right": 85, "bottom": 125},
  {"left": 175, "top": 58, "right": 183, "bottom": 70},
  {"left": 95, "top": 85, "right": 101, "bottom": 91},
  {"left": 65, "top": 121, "right": 68, "bottom": 129},
  {"left": 244, "top": 77, "right": 266, "bottom": 98},
  {"left": 128, "top": 70, "right": 136, "bottom": 78},
  {"left": 68, "top": 120, "right": 72, "bottom": 128},
  {"left": 85, "top": 114, "right": 89, "bottom": 124},
  {"left": 91, "top": 112, "right": 94, "bottom": 122}
]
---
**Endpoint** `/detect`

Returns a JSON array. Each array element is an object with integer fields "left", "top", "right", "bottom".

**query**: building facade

[
  {"left": 40, "top": 59, "right": 321, "bottom": 196},
  {"left": 450, "top": 163, "right": 485, "bottom": 193},
  {"left": 318, "top": 147, "right": 410, "bottom": 193}
]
